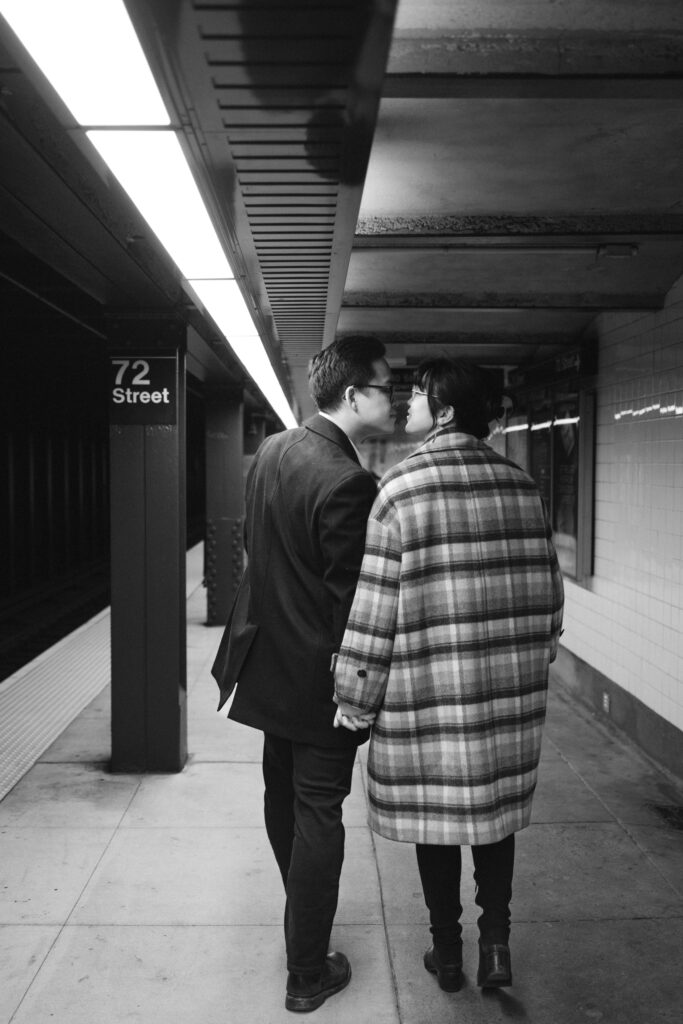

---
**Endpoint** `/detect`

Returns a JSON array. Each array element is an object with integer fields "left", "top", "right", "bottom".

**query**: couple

[{"left": 212, "top": 337, "right": 564, "bottom": 1013}]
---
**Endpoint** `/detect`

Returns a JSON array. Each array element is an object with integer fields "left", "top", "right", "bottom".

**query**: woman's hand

[{"left": 333, "top": 700, "right": 376, "bottom": 731}]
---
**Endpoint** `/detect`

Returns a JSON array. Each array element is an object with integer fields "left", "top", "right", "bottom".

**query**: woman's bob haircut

[{"left": 414, "top": 357, "right": 504, "bottom": 439}]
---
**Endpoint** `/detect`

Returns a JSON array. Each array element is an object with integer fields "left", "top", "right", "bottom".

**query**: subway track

[
  {"left": 0, "top": 520, "right": 204, "bottom": 685},
  {"left": 0, "top": 562, "right": 110, "bottom": 684}
]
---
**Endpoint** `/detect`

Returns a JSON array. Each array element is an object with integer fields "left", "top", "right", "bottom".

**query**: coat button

[{"left": 357, "top": 669, "right": 367, "bottom": 678}]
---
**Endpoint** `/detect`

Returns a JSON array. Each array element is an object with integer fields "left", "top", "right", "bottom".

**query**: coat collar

[
  {"left": 408, "top": 426, "right": 485, "bottom": 459},
  {"left": 304, "top": 412, "right": 361, "bottom": 465}
]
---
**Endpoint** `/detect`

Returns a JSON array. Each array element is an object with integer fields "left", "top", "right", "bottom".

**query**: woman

[{"left": 333, "top": 357, "right": 564, "bottom": 992}]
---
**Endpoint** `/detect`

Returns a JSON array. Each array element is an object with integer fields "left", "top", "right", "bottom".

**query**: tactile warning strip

[
  {"left": 0, "top": 544, "right": 206, "bottom": 803},
  {"left": 0, "top": 610, "right": 111, "bottom": 802}
]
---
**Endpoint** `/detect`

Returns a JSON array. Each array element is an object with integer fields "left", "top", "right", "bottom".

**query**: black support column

[
  {"left": 205, "top": 386, "right": 244, "bottom": 625},
  {"left": 245, "top": 412, "right": 266, "bottom": 455},
  {"left": 107, "top": 318, "right": 187, "bottom": 772}
]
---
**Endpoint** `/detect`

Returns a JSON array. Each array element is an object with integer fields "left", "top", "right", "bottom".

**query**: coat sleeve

[
  {"left": 543, "top": 508, "right": 565, "bottom": 662},
  {"left": 334, "top": 510, "right": 402, "bottom": 714},
  {"left": 548, "top": 542, "right": 565, "bottom": 662},
  {"left": 318, "top": 470, "right": 378, "bottom": 648}
]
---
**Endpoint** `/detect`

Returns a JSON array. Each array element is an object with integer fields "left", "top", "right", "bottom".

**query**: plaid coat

[{"left": 334, "top": 429, "right": 564, "bottom": 845}]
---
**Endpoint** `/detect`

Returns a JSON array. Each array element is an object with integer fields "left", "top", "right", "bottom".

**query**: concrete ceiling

[
  {"left": 341, "top": 0, "right": 683, "bottom": 414},
  {"left": 2, "top": 0, "right": 683, "bottom": 422}
]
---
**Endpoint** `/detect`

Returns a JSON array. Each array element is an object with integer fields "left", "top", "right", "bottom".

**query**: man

[{"left": 212, "top": 336, "right": 395, "bottom": 1013}]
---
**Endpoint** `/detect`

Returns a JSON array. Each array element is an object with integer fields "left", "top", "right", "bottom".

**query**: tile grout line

[
  {"left": 545, "top": 735, "right": 683, "bottom": 901},
  {"left": 6, "top": 772, "right": 145, "bottom": 1024},
  {"left": 549, "top": 683, "right": 683, "bottom": 791},
  {"left": 614, "top": 821, "right": 683, "bottom": 901},
  {"left": 358, "top": 755, "right": 404, "bottom": 1024}
]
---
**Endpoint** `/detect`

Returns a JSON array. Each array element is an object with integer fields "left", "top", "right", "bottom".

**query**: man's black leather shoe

[
  {"left": 477, "top": 941, "right": 512, "bottom": 988},
  {"left": 423, "top": 945, "right": 463, "bottom": 992},
  {"left": 285, "top": 952, "right": 351, "bottom": 1012}
]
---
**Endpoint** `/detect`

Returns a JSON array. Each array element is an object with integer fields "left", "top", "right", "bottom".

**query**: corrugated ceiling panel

[{"left": 196, "top": 1, "right": 364, "bottom": 350}]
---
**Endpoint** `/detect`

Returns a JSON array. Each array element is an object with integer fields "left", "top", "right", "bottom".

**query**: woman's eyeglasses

[{"left": 411, "top": 386, "right": 437, "bottom": 399}]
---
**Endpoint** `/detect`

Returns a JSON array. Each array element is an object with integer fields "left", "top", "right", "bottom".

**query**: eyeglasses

[
  {"left": 411, "top": 386, "right": 437, "bottom": 399},
  {"left": 359, "top": 383, "right": 395, "bottom": 401}
]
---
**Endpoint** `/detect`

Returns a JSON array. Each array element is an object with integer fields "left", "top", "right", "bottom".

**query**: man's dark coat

[{"left": 211, "top": 414, "right": 377, "bottom": 748}]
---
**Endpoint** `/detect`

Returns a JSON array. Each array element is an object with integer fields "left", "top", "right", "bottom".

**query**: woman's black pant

[
  {"left": 416, "top": 834, "right": 515, "bottom": 949},
  {"left": 262, "top": 733, "right": 356, "bottom": 975}
]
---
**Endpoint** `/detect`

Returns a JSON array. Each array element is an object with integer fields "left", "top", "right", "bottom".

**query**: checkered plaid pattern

[{"left": 335, "top": 430, "right": 564, "bottom": 845}]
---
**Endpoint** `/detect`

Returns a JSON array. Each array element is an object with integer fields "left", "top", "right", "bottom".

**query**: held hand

[{"left": 333, "top": 701, "right": 376, "bottom": 731}]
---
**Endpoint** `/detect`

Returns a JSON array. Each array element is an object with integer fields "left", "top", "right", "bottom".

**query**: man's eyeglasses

[{"left": 359, "top": 383, "right": 395, "bottom": 401}]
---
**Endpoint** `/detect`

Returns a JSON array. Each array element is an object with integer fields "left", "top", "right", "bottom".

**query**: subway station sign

[{"left": 109, "top": 354, "right": 177, "bottom": 425}]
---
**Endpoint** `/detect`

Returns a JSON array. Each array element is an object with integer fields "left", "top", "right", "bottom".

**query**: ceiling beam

[
  {"left": 342, "top": 296, "right": 660, "bottom": 310},
  {"left": 387, "top": 30, "right": 683, "bottom": 79},
  {"left": 321, "top": 0, "right": 399, "bottom": 346},
  {"left": 383, "top": 74, "right": 683, "bottom": 100},
  {"left": 351, "top": 241, "right": 642, "bottom": 256},
  {"left": 355, "top": 215, "right": 683, "bottom": 235},
  {"left": 343, "top": 339, "right": 581, "bottom": 353}
]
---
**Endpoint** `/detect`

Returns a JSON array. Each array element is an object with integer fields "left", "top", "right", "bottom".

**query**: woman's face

[{"left": 404, "top": 385, "right": 436, "bottom": 436}]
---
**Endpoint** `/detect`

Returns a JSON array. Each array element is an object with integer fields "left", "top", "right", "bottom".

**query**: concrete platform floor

[{"left": 2, "top": 585, "right": 682, "bottom": 1023}]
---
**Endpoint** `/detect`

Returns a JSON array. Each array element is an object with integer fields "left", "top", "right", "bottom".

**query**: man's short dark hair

[{"left": 309, "top": 336, "right": 386, "bottom": 411}]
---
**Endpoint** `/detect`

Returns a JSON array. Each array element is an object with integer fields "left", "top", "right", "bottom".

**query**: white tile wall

[{"left": 561, "top": 279, "right": 683, "bottom": 732}]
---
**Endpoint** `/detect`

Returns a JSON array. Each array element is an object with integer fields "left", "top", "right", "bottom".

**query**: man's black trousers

[{"left": 262, "top": 733, "right": 356, "bottom": 974}]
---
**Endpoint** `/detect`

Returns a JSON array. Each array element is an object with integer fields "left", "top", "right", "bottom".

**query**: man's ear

[{"left": 343, "top": 385, "right": 358, "bottom": 412}]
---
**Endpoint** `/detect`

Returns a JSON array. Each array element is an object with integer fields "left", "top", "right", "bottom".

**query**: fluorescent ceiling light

[
  {"left": 1, "top": 0, "right": 297, "bottom": 427},
  {"left": 189, "top": 279, "right": 259, "bottom": 337},
  {"left": 190, "top": 280, "right": 297, "bottom": 428},
  {"left": 88, "top": 131, "right": 233, "bottom": 280},
  {"left": 0, "top": 0, "right": 169, "bottom": 125}
]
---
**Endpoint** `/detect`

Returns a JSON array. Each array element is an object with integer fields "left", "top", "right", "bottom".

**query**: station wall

[{"left": 558, "top": 274, "right": 683, "bottom": 771}]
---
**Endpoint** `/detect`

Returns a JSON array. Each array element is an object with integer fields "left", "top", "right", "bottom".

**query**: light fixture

[
  {"left": 189, "top": 279, "right": 297, "bottom": 428},
  {"left": 530, "top": 420, "right": 553, "bottom": 432},
  {"left": 189, "top": 280, "right": 260, "bottom": 338},
  {"left": 0, "top": 0, "right": 169, "bottom": 125},
  {"left": 596, "top": 244, "right": 639, "bottom": 260},
  {"left": 87, "top": 131, "right": 233, "bottom": 280},
  {"left": 0, "top": 0, "right": 297, "bottom": 427}
]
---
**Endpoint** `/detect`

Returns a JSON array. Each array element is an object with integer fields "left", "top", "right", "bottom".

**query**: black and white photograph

[{"left": 1, "top": 2, "right": 682, "bottom": 1021}]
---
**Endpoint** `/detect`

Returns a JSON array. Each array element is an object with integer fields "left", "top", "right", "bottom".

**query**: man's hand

[{"left": 333, "top": 700, "right": 376, "bottom": 731}]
